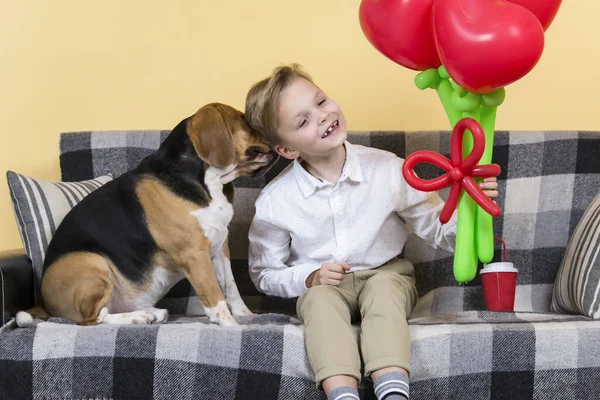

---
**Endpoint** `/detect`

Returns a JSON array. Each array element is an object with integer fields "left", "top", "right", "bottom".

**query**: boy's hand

[
  {"left": 479, "top": 177, "right": 498, "bottom": 200},
  {"left": 306, "top": 263, "right": 351, "bottom": 288}
]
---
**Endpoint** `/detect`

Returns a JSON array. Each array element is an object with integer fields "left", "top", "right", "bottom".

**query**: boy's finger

[
  {"left": 327, "top": 264, "right": 345, "bottom": 273},
  {"left": 327, "top": 271, "right": 344, "bottom": 281},
  {"left": 332, "top": 263, "right": 351, "bottom": 273},
  {"left": 484, "top": 190, "right": 499, "bottom": 198},
  {"left": 327, "top": 279, "right": 341, "bottom": 286},
  {"left": 483, "top": 177, "right": 497, "bottom": 182},
  {"left": 479, "top": 181, "right": 498, "bottom": 189},
  {"left": 322, "top": 263, "right": 341, "bottom": 273}
]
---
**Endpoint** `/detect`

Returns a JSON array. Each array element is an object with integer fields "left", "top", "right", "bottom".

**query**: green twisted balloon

[{"left": 414, "top": 66, "right": 505, "bottom": 283}]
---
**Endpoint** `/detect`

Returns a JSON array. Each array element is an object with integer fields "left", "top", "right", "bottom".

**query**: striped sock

[
  {"left": 373, "top": 371, "right": 409, "bottom": 400},
  {"left": 328, "top": 386, "right": 360, "bottom": 400}
]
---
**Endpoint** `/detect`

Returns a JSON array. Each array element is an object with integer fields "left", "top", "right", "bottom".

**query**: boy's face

[{"left": 274, "top": 77, "right": 347, "bottom": 160}]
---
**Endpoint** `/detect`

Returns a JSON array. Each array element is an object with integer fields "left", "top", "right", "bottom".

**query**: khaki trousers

[{"left": 296, "top": 258, "right": 418, "bottom": 389}]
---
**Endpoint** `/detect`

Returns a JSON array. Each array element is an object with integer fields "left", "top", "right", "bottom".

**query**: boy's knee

[
  {"left": 366, "top": 272, "right": 405, "bottom": 292},
  {"left": 300, "top": 285, "right": 340, "bottom": 308},
  {"left": 362, "top": 273, "right": 416, "bottom": 306},
  {"left": 297, "top": 285, "right": 345, "bottom": 320}
]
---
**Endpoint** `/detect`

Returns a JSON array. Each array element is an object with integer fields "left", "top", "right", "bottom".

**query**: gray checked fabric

[
  {"left": 57, "top": 129, "right": 600, "bottom": 317},
  {"left": 2, "top": 128, "right": 600, "bottom": 400},
  {"left": 1, "top": 312, "right": 599, "bottom": 399}
]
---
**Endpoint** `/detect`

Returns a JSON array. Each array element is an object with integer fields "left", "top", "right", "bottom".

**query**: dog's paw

[
  {"left": 131, "top": 311, "right": 157, "bottom": 324},
  {"left": 147, "top": 308, "right": 169, "bottom": 323},
  {"left": 97, "top": 307, "right": 109, "bottom": 323},
  {"left": 101, "top": 310, "right": 157, "bottom": 325},
  {"left": 230, "top": 301, "right": 255, "bottom": 318},
  {"left": 16, "top": 311, "right": 35, "bottom": 328},
  {"left": 204, "top": 300, "right": 239, "bottom": 327},
  {"left": 219, "top": 316, "right": 239, "bottom": 327}
]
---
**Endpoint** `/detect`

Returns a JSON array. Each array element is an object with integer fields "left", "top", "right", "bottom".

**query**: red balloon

[
  {"left": 506, "top": 0, "right": 563, "bottom": 31},
  {"left": 359, "top": 0, "right": 440, "bottom": 71},
  {"left": 433, "top": 0, "right": 545, "bottom": 94},
  {"left": 402, "top": 118, "right": 501, "bottom": 224}
]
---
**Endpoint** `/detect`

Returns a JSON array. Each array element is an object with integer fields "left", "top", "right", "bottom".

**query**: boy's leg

[
  {"left": 357, "top": 259, "right": 418, "bottom": 399},
  {"left": 296, "top": 281, "right": 360, "bottom": 395}
]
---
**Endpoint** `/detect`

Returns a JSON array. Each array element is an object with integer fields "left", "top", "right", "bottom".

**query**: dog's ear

[{"left": 187, "top": 104, "right": 236, "bottom": 168}]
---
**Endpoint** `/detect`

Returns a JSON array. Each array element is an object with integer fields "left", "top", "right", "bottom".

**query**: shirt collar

[{"left": 293, "top": 141, "right": 364, "bottom": 197}]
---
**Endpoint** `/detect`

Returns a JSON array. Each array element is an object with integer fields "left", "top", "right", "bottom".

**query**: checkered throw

[
  {"left": 2, "top": 312, "right": 599, "bottom": 399},
  {"left": 2, "top": 129, "right": 599, "bottom": 399},
  {"left": 58, "top": 129, "right": 600, "bottom": 316}
]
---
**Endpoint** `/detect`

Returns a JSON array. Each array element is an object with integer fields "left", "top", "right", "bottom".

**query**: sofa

[{"left": 1, "top": 128, "right": 600, "bottom": 400}]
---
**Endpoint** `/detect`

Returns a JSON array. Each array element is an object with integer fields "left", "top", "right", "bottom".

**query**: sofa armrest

[{"left": 0, "top": 249, "right": 34, "bottom": 326}]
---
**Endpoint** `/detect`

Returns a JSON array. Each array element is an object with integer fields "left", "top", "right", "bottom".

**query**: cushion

[
  {"left": 6, "top": 171, "right": 113, "bottom": 302},
  {"left": 551, "top": 191, "right": 600, "bottom": 318}
]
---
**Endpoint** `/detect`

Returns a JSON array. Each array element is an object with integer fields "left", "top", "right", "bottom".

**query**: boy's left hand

[{"left": 479, "top": 177, "right": 498, "bottom": 199}]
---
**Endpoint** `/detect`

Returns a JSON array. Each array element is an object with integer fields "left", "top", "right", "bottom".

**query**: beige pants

[{"left": 296, "top": 258, "right": 418, "bottom": 388}]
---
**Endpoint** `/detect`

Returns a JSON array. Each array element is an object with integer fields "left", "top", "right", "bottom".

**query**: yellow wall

[{"left": 1, "top": 0, "right": 598, "bottom": 250}]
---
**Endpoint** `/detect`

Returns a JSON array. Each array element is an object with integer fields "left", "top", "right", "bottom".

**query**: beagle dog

[{"left": 17, "top": 103, "right": 277, "bottom": 327}]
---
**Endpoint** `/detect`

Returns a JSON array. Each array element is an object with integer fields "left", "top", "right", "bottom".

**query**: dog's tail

[{"left": 15, "top": 306, "right": 49, "bottom": 328}]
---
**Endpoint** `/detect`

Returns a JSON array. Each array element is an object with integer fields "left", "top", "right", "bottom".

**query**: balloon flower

[{"left": 359, "top": 0, "right": 562, "bottom": 282}]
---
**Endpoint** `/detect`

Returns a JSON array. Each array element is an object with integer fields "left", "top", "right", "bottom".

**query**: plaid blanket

[
  {"left": 2, "top": 312, "right": 599, "bottom": 399},
  {"left": 2, "top": 129, "right": 586, "bottom": 399},
  {"left": 58, "top": 129, "right": 600, "bottom": 317}
]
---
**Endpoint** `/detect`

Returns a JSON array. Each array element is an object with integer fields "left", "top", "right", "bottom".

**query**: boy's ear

[{"left": 275, "top": 145, "right": 300, "bottom": 160}]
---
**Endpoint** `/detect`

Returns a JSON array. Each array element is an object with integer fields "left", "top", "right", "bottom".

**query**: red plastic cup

[{"left": 480, "top": 262, "right": 518, "bottom": 311}]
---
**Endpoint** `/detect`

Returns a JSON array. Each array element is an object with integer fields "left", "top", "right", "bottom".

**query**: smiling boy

[{"left": 245, "top": 64, "right": 498, "bottom": 400}]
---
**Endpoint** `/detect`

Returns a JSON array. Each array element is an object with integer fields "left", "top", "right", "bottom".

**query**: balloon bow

[{"left": 402, "top": 118, "right": 501, "bottom": 224}]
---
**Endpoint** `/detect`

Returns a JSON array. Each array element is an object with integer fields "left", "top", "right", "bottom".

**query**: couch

[{"left": 1, "top": 129, "right": 600, "bottom": 400}]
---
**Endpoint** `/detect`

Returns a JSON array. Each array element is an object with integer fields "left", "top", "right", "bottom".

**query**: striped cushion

[
  {"left": 551, "top": 191, "right": 600, "bottom": 318},
  {"left": 6, "top": 171, "right": 113, "bottom": 303}
]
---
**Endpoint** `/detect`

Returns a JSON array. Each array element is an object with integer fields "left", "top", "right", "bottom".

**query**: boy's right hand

[{"left": 306, "top": 263, "right": 351, "bottom": 288}]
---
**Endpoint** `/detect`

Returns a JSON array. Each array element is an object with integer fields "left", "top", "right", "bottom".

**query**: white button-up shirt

[{"left": 248, "top": 142, "right": 457, "bottom": 298}]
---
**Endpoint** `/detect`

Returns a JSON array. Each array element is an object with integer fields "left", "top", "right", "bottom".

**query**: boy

[{"left": 245, "top": 64, "right": 498, "bottom": 400}]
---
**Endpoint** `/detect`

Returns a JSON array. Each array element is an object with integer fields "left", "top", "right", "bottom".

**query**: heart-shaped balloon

[
  {"left": 506, "top": 0, "right": 563, "bottom": 31},
  {"left": 359, "top": 0, "right": 440, "bottom": 71},
  {"left": 433, "top": 0, "right": 545, "bottom": 94}
]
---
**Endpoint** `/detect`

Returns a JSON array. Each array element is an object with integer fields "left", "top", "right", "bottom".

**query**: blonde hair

[{"left": 245, "top": 63, "right": 314, "bottom": 145}]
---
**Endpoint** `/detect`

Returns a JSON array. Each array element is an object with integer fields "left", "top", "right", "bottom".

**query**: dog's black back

[{"left": 43, "top": 118, "right": 214, "bottom": 284}]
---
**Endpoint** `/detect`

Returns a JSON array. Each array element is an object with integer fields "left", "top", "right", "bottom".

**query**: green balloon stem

[
  {"left": 453, "top": 109, "right": 481, "bottom": 283},
  {"left": 435, "top": 79, "right": 462, "bottom": 127},
  {"left": 475, "top": 105, "right": 499, "bottom": 264},
  {"left": 454, "top": 191, "right": 478, "bottom": 283},
  {"left": 479, "top": 106, "right": 497, "bottom": 165}
]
